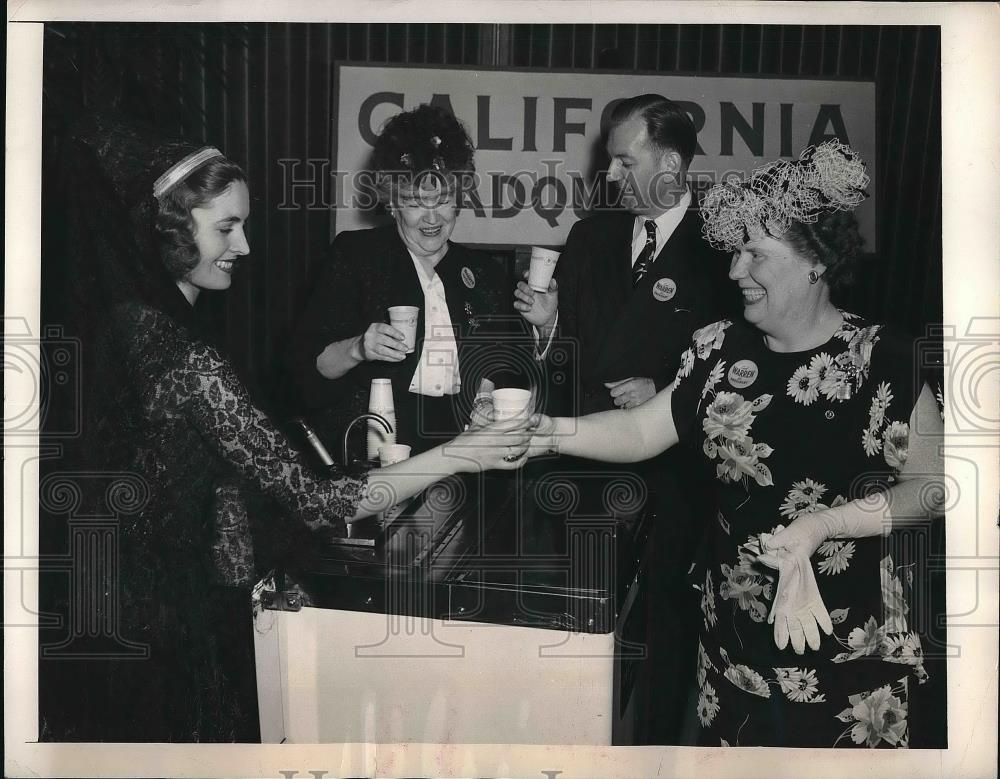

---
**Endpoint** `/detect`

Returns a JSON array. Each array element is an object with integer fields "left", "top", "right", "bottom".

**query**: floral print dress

[{"left": 670, "top": 313, "right": 932, "bottom": 748}]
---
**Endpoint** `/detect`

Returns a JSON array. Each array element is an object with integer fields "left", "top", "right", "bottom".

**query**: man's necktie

[{"left": 632, "top": 219, "right": 657, "bottom": 287}]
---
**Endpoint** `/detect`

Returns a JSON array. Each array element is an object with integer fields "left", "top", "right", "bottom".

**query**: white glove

[{"left": 756, "top": 534, "right": 833, "bottom": 655}]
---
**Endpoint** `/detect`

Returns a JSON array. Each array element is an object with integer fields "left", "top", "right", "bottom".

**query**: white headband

[{"left": 152, "top": 147, "right": 223, "bottom": 200}]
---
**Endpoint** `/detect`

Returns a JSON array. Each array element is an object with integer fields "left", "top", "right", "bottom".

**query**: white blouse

[{"left": 407, "top": 251, "right": 461, "bottom": 397}]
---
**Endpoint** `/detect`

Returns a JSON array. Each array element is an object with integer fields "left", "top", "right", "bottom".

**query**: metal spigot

[{"left": 342, "top": 412, "right": 394, "bottom": 467}]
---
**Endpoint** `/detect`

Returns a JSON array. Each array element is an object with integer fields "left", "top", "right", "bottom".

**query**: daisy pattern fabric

[{"left": 671, "top": 313, "right": 932, "bottom": 748}]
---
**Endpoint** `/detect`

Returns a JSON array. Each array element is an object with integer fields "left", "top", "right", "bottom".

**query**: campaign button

[
  {"left": 461, "top": 267, "right": 476, "bottom": 288},
  {"left": 727, "top": 359, "right": 759, "bottom": 389},
  {"left": 652, "top": 277, "right": 676, "bottom": 302}
]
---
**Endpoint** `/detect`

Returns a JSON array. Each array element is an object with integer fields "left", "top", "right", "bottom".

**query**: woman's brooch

[{"left": 464, "top": 301, "right": 479, "bottom": 331}]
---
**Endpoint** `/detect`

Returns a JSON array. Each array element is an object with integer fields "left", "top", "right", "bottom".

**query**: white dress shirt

[
  {"left": 407, "top": 251, "right": 461, "bottom": 397},
  {"left": 629, "top": 186, "right": 692, "bottom": 266}
]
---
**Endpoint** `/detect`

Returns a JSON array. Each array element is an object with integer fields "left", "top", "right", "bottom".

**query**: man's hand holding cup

[{"left": 514, "top": 246, "right": 560, "bottom": 333}]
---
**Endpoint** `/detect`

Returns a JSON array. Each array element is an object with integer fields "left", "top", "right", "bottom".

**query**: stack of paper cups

[{"left": 367, "top": 378, "right": 396, "bottom": 461}]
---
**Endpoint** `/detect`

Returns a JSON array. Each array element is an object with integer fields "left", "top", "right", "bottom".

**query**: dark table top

[{"left": 284, "top": 458, "right": 654, "bottom": 633}]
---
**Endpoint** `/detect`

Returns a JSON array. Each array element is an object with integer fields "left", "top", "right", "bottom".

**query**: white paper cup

[
  {"left": 368, "top": 378, "right": 395, "bottom": 411},
  {"left": 491, "top": 388, "right": 533, "bottom": 422},
  {"left": 378, "top": 443, "right": 411, "bottom": 467},
  {"left": 528, "top": 247, "right": 560, "bottom": 292},
  {"left": 388, "top": 305, "right": 420, "bottom": 353}
]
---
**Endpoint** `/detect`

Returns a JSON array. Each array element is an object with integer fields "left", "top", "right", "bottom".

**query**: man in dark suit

[
  {"left": 515, "top": 93, "right": 730, "bottom": 413},
  {"left": 514, "top": 94, "right": 732, "bottom": 744}
]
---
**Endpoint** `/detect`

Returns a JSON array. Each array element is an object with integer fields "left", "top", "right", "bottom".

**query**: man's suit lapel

[
  {"left": 588, "top": 214, "right": 636, "bottom": 374},
  {"left": 601, "top": 213, "right": 636, "bottom": 306}
]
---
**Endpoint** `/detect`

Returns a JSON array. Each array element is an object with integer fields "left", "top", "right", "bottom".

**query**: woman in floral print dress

[{"left": 528, "top": 141, "right": 945, "bottom": 748}]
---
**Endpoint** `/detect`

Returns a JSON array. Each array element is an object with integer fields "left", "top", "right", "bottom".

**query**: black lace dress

[
  {"left": 46, "top": 302, "right": 367, "bottom": 742},
  {"left": 38, "top": 112, "right": 371, "bottom": 742}
]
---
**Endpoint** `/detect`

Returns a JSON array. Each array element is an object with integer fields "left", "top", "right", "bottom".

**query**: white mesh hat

[{"left": 700, "top": 140, "right": 870, "bottom": 252}]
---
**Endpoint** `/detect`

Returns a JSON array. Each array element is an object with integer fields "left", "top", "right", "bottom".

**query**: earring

[{"left": 807, "top": 270, "right": 821, "bottom": 284}]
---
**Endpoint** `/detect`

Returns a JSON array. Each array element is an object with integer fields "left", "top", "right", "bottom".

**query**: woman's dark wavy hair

[
  {"left": 370, "top": 104, "right": 475, "bottom": 202},
  {"left": 782, "top": 209, "right": 866, "bottom": 293},
  {"left": 155, "top": 157, "right": 246, "bottom": 279}
]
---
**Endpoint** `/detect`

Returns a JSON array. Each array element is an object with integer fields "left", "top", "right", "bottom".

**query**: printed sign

[{"left": 326, "top": 64, "right": 877, "bottom": 248}]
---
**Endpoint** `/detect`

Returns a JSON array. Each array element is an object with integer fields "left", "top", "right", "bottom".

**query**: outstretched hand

[
  {"left": 468, "top": 398, "right": 494, "bottom": 430},
  {"left": 526, "top": 413, "right": 557, "bottom": 457},
  {"left": 450, "top": 414, "right": 534, "bottom": 471}
]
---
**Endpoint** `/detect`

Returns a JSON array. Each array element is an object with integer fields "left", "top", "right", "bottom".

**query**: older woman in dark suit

[{"left": 293, "top": 104, "right": 526, "bottom": 455}]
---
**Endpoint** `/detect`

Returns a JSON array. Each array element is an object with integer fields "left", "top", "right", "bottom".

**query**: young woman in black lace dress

[{"left": 40, "top": 114, "right": 532, "bottom": 742}]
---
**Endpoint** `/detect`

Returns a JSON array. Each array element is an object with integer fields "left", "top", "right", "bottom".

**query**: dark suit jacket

[
  {"left": 291, "top": 225, "right": 530, "bottom": 454},
  {"left": 555, "top": 206, "right": 733, "bottom": 415}
]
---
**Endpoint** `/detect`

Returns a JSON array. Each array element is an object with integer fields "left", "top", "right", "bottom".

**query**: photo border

[{"left": 5, "top": 2, "right": 998, "bottom": 778}]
